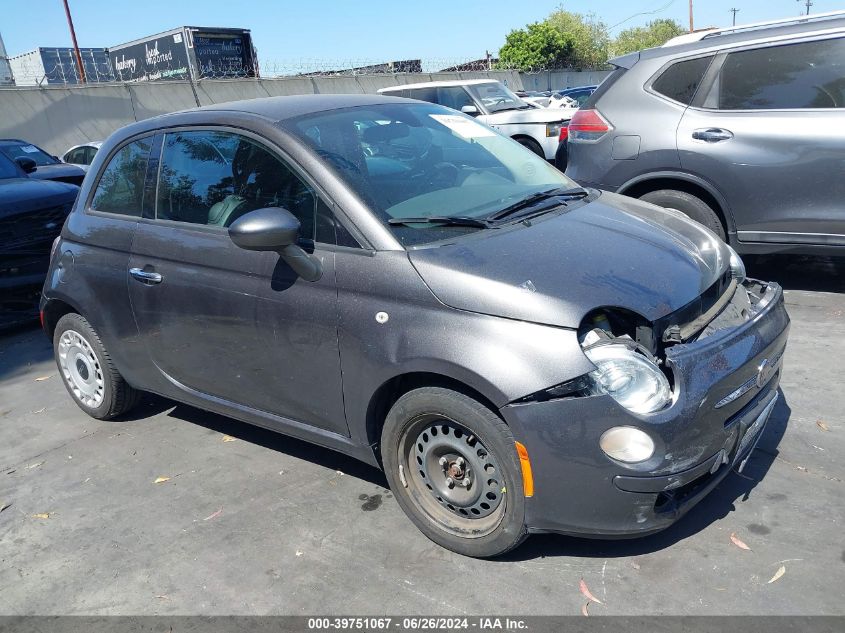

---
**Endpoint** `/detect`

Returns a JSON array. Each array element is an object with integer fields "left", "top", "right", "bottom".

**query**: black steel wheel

[{"left": 381, "top": 387, "right": 528, "bottom": 558}]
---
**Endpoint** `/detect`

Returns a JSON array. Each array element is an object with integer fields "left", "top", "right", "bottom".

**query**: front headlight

[
  {"left": 584, "top": 344, "right": 671, "bottom": 414},
  {"left": 546, "top": 121, "right": 564, "bottom": 137},
  {"left": 727, "top": 245, "right": 746, "bottom": 282}
]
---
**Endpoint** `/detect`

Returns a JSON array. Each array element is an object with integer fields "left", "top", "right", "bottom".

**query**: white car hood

[{"left": 483, "top": 107, "right": 573, "bottom": 124}]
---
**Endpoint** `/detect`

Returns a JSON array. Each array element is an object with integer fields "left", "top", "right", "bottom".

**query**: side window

[
  {"left": 652, "top": 55, "right": 714, "bottom": 105},
  {"left": 156, "top": 130, "right": 318, "bottom": 239},
  {"left": 83, "top": 146, "right": 98, "bottom": 165},
  {"left": 719, "top": 38, "right": 845, "bottom": 110},
  {"left": 90, "top": 138, "right": 152, "bottom": 216},
  {"left": 406, "top": 87, "right": 437, "bottom": 104},
  {"left": 437, "top": 87, "right": 475, "bottom": 112},
  {"left": 65, "top": 149, "right": 81, "bottom": 164}
]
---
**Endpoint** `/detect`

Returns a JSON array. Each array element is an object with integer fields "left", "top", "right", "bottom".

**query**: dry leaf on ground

[
  {"left": 31, "top": 408, "right": 46, "bottom": 414},
  {"left": 0, "top": 502, "right": 10, "bottom": 513},
  {"left": 816, "top": 420, "right": 830, "bottom": 432},
  {"left": 203, "top": 507, "right": 223, "bottom": 521},
  {"left": 295, "top": 550, "right": 304, "bottom": 557},
  {"left": 730, "top": 532, "right": 752, "bottom": 551},
  {"left": 768, "top": 565, "right": 786, "bottom": 584},
  {"left": 25, "top": 462, "right": 44, "bottom": 470},
  {"left": 154, "top": 595, "right": 169, "bottom": 600},
  {"left": 221, "top": 435, "right": 236, "bottom": 442},
  {"left": 34, "top": 375, "right": 53, "bottom": 382},
  {"left": 579, "top": 578, "right": 602, "bottom": 604},
  {"left": 32, "top": 513, "right": 50, "bottom": 519},
  {"left": 153, "top": 476, "right": 171, "bottom": 484},
  {"left": 581, "top": 602, "right": 591, "bottom": 617}
]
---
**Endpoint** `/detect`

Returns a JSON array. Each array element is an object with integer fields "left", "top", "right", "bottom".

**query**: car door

[
  {"left": 127, "top": 127, "right": 348, "bottom": 435},
  {"left": 677, "top": 36, "right": 845, "bottom": 246}
]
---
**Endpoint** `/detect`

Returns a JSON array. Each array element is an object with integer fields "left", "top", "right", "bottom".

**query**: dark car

[
  {"left": 0, "top": 153, "right": 78, "bottom": 328},
  {"left": 41, "top": 95, "right": 789, "bottom": 557},
  {"left": 566, "top": 12, "right": 845, "bottom": 254},
  {"left": 0, "top": 139, "right": 86, "bottom": 186}
]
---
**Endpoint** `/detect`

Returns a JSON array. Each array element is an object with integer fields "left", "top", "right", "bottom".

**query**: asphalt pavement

[{"left": 0, "top": 254, "right": 843, "bottom": 615}]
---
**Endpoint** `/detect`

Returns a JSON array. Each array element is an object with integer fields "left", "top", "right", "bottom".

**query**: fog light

[{"left": 599, "top": 427, "right": 655, "bottom": 463}]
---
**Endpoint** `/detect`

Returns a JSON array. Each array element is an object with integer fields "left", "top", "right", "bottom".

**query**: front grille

[{"left": 0, "top": 204, "right": 69, "bottom": 250}]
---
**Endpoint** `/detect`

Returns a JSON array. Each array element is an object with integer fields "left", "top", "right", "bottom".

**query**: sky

[{"left": 1, "top": 0, "right": 843, "bottom": 71}]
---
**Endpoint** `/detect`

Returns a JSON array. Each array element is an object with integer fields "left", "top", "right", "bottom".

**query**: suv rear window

[
  {"left": 719, "top": 37, "right": 845, "bottom": 110},
  {"left": 652, "top": 56, "right": 714, "bottom": 105},
  {"left": 581, "top": 67, "right": 626, "bottom": 109}
]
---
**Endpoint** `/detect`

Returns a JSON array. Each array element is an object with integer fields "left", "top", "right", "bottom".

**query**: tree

[
  {"left": 546, "top": 10, "right": 611, "bottom": 70},
  {"left": 612, "top": 19, "right": 686, "bottom": 56},
  {"left": 497, "top": 21, "right": 574, "bottom": 71}
]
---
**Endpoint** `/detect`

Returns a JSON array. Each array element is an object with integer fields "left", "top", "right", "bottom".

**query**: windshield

[
  {"left": 0, "top": 153, "right": 20, "bottom": 179},
  {"left": 465, "top": 82, "right": 530, "bottom": 114},
  {"left": 0, "top": 141, "right": 58, "bottom": 166},
  {"left": 285, "top": 103, "right": 579, "bottom": 246}
]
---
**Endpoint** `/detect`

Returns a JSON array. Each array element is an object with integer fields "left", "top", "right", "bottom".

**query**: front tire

[
  {"left": 381, "top": 387, "right": 528, "bottom": 558},
  {"left": 53, "top": 313, "right": 141, "bottom": 420},
  {"left": 639, "top": 189, "right": 726, "bottom": 240}
]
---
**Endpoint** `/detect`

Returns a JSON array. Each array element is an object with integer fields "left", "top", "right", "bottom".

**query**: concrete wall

[
  {"left": 0, "top": 68, "right": 601, "bottom": 155},
  {"left": 520, "top": 70, "right": 614, "bottom": 92}
]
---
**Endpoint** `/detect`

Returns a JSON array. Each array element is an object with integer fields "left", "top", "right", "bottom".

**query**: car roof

[
  {"left": 189, "top": 93, "right": 414, "bottom": 120},
  {"left": 65, "top": 142, "right": 103, "bottom": 152},
  {"left": 610, "top": 13, "right": 845, "bottom": 66},
  {"left": 378, "top": 79, "right": 499, "bottom": 92}
]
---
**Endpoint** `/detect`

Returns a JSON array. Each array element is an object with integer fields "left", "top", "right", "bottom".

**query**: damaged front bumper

[{"left": 500, "top": 280, "right": 790, "bottom": 538}]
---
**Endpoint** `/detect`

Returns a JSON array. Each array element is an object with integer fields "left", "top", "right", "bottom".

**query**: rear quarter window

[
  {"left": 652, "top": 55, "right": 715, "bottom": 105},
  {"left": 90, "top": 138, "right": 152, "bottom": 216}
]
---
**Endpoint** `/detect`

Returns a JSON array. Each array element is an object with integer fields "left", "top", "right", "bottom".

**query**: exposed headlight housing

[
  {"left": 727, "top": 245, "right": 746, "bottom": 282},
  {"left": 599, "top": 426, "right": 656, "bottom": 463},
  {"left": 545, "top": 121, "right": 565, "bottom": 137},
  {"left": 584, "top": 344, "right": 672, "bottom": 414}
]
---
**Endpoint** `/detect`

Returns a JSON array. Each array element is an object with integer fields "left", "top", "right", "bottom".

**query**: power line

[{"left": 608, "top": 0, "right": 679, "bottom": 32}]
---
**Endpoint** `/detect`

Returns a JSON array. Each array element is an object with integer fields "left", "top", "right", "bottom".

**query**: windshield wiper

[
  {"left": 486, "top": 187, "right": 589, "bottom": 223},
  {"left": 388, "top": 216, "right": 491, "bottom": 228}
]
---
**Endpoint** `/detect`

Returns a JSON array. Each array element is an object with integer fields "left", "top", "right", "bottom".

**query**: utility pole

[
  {"left": 689, "top": 0, "right": 695, "bottom": 32},
  {"left": 61, "top": 0, "right": 86, "bottom": 84},
  {"left": 730, "top": 8, "right": 740, "bottom": 26},
  {"left": 797, "top": 0, "right": 813, "bottom": 15}
]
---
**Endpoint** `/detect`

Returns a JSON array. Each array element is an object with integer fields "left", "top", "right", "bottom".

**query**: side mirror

[
  {"left": 228, "top": 207, "right": 322, "bottom": 282},
  {"left": 460, "top": 105, "right": 480, "bottom": 116},
  {"left": 15, "top": 156, "right": 37, "bottom": 173}
]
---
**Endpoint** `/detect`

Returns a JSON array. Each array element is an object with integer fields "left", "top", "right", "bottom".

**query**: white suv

[{"left": 378, "top": 79, "right": 571, "bottom": 160}]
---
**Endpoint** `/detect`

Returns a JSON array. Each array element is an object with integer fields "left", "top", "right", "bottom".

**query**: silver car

[{"left": 566, "top": 11, "right": 845, "bottom": 254}]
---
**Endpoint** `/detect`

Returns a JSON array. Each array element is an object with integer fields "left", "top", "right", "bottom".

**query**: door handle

[
  {"left": 692, "top": 128, "right": 734, "bottom": 143},
  {"left": 129, "top": 267, "right": 162, "bottom": 284}
]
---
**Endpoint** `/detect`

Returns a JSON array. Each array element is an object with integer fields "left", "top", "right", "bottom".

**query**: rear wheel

[
  {"left": 639, "top": 189, "right": 726, "bottom": 241},
  {"left": 53, "top": 313, "right": 141, "bottom": 420},
  {"left": 381, "top": 387, "right": 528, "bottom": 558},
  {"left": 514, "top": 136, "right": 545, "bottom": 158}
]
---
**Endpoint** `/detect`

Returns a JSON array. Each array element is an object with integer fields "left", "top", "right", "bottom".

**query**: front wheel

[{"left": 381, "top": 387, "right": 528, "bottom": 558}]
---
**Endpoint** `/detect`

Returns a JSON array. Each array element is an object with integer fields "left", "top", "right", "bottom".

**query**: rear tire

[
  {"left": 514, "top": 136, "right": 545, "bottom": 158},
  {"left": 639, "top": 189, "right": 726, "bottom": 241},
  {"left": 53, "top": 313, "right": 141, "bottom": 420},
  {"left": 381, "top": 387, "right": 528, "bottom": 558}
]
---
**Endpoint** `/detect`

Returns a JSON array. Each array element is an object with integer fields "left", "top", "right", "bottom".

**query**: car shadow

[
  {"left": 0, "top": 321, "right": 53, "bottom": 382},
  {"left": 162, "top": 399, "right": 389, "bottom": 488},
  {"left": 746, "top": 254, "right": 845, "bottom": 293},
  {"left": 498, "top": 392, "right": 791, "bottom": 561}
]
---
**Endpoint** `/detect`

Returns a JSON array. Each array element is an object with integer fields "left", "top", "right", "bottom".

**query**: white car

[
  {"left": 378, "top": 80, "right": 572, "bottom": 160},
  {"left": 61, "top": 142, "right": 102, "bottom": 172}
]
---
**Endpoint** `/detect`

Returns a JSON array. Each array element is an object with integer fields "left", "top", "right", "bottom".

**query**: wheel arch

[
  {"left": 618, "top": 172, "right": 736, "bottom": 238},
  {"left": 41, "top": 297, "right": 83, "bottom": 339},
  {"left": 365, "top": 371, "right": 502, "bottom": 463}
]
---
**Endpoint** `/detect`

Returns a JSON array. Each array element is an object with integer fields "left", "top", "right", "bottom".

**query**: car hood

[
  {"left": 408, "top": 191, "right": 731, "bottom": 329},
  {"left": 483, "top": 107, "right": 573, "bottom": 124},
  {"left": 0, "top": 178, "right": 79, "bottom": 216},
  {"left": 27, "top": 163, "right": 86, "bottom": 181}
]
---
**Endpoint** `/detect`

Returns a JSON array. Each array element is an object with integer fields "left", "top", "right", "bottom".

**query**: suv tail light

[
  {"left": 559, "top": 123, "right": 569, "bottom": 142},
  {"left": 568, "top": 109, "right": 612, "bottom": 143}
]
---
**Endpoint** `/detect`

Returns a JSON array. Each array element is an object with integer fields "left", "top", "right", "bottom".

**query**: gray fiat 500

[{"left": 41, "top": 95, "right": 789, "bottom": 557}]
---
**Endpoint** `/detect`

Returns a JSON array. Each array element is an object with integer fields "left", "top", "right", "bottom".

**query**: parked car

[
  {"left": 62, "top": 142, "right": 103, "bottom": 172},
  {"left": 378, "top": 80, "right": 572, "bottom": 160},
  {"left": 0, "top": 153, "right": 78, "bottom": 328},
  {"left": 0, "top": 139, "right": 86, "bottom": 186},
  {"left": 42, "top": 94, "right": 789, "bottom": 557},
  {"left": 550, "top": 85, "right": 598, "bottom": 108},
  {"left": 566, "top": 12, "right": 845, "bottom": 253}
]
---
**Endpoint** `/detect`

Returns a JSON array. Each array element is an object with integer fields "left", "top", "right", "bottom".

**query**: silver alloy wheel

[{"left": 57, "top": 330, "right": 104, "bottom": 408}]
